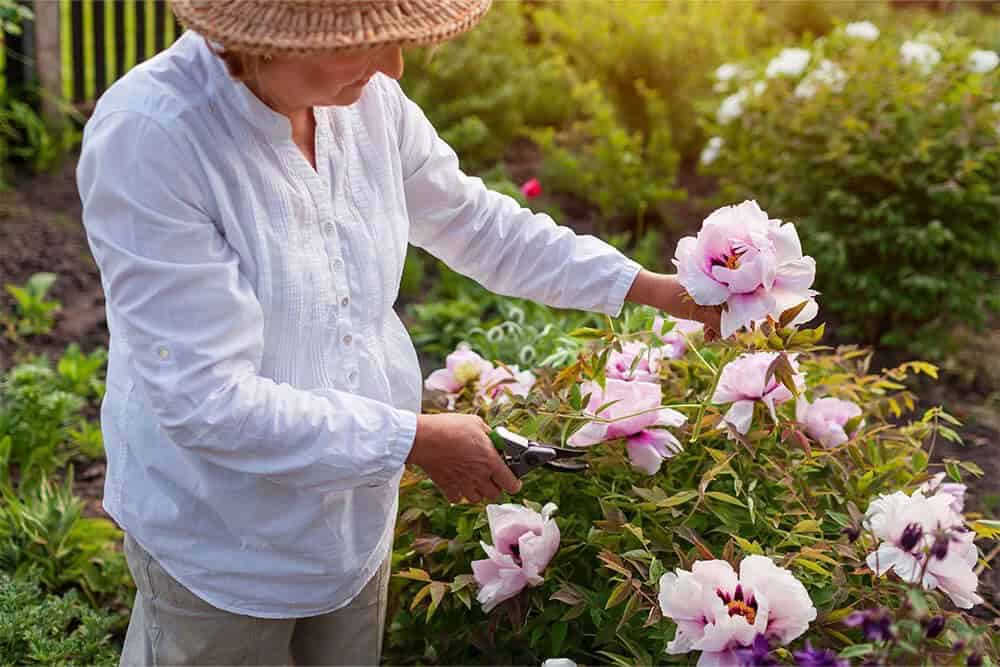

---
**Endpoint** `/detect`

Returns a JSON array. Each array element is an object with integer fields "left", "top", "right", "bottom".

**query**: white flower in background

[
  {"left": 845, "top": 21, "right": 880, "bottom": 41},
  {"left": 967, "top": 49, "right": 999, "bottom": 74},
  {"left": 700, "top": 136, "right": 724, "bottom": 166},
  {"left": 659, "top": 556, "right": 816, "bottom": 666},
  {"left": 901, "top": 41, "right": 941, "bottom": 73},
  {"left": 864, "top": 489, "right": 983, "bottom": 609},
  {"left": 713, "top": 63, "right": 744, "bottom": 92},
  {"left": 794, "top": 59, "right": 848, "bottom": 98},
  {"left": 542, "top": 660, "right": 577, "bottom": 667},
  {"left": 715, "top": 63, "right": 744, "bottom": 82},
  {"left": 717, "top": 89, "right": 748, "bottom": 124},
  {"left": 766, "top": 48, "right": 811, "bottom": 78}
]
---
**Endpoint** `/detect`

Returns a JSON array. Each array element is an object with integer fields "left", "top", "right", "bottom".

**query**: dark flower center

[
  {"left": 717, "top": 585, "right": 758, "bottom": 623},
  {"left": 899, "top": 522, "right": 923, "bottom": 552}
]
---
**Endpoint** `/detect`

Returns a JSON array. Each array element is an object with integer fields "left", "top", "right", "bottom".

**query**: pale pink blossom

[
  {"left": 711, "top": 352, "right": 805, "bottom": 436},
  {"left": 606, "top": 341, "right": 664, "bottom": 382},
  {"left": 472, "top": 503, "right": 560, "bottom": 612},
  {"left": 653, "top": 315, "right": 704, "bottom": 359},
  {"left": 658, "top": 556, "right": 816, "bottom": 666},
  {"left": 424, "top": 343, "right": 493, "bottom": 408},
  {"left": 568, "top": 379, "right": 685, "bottom": 475},
  {"left": 795, "top": 396, "right": 863, "bottom": 448},
  {"left": 672, "top": 200, "right": 818, "bottom": 338},
  {"left": 864, "top": 490, "right": 982, "bottom": 609},
  {"left": 920, "top": 472, "right": 967, "bottom": 514},
  {"left": 478, "top": 364, "right": 536, "bottom": 405}
]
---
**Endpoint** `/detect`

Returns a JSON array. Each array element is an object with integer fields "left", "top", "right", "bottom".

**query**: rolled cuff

[
  {"left": 604, "top": 259, "right": 643, "bottom": 318},
  {"left": 380, "top": 408, "right": 418, "bottom": 482}
]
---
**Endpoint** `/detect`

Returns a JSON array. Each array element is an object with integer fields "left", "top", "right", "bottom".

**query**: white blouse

[{"left": 77, "top": 31, "right": 641, "bottom": 618}]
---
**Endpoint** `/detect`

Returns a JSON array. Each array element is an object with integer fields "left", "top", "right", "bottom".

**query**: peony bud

[
  {"left": 923, "top": 615, "right": 946, "bottom": 639},
  {"left": 520, "top": 178, "right": 542, "bottom": 199}
]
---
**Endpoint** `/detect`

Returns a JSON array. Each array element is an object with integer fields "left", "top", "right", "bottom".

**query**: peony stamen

[{"left": 727, "top": 599, "right": 757, "bottom": 624}]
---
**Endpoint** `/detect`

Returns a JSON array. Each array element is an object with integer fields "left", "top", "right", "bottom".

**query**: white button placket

[{"left": 309, "top": 115, "right": 359, "bottom": 389}]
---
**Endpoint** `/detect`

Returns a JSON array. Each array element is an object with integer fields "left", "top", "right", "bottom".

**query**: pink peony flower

[
  {"left": 424, "top": 343, "right": 494, "bottom": 408},
  {"left": 520, "top": 178, "right": 542, "bottom": 199},
  {"left": 606, "top": 341, "right": 664, "bottom": 382},
  {"left": 472, "top": 503, "right": 560, "bottom": 612},
  {"left": 568, "top": 379, "right": 685, "bottom": 475},
  {"left": 795, "top": 396, "right": 863, "bottom": 448},
  {"left": 711, "top": 352, "right": 805, "bottom": 436},
  {"left": 920, "top": 472, "right": 967, "bottom": 514},
  {"left": 864, "top": 489, "right": 982, "bottom": 609},
  {"left": 653, "top": 315, "right": 704, "bottom": 360},
  {"left": 672, "top": 200, "right": 819, "bottom": 338},
  {"left": 478, "top": 364, "right": 536, "bottom": 405},
  {"left": 658, "top": 556, "right": 816, "bottom": 666}
]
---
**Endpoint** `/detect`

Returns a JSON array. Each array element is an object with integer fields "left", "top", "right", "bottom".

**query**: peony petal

[
  {"left": 723, "top": 400, "right": 755, "bottom": 435},
  {"left": 722, "top": 290, "right": 774, "bottom": 338},
  {"left": 738, "top": 555, "right": 816, "bottom": 643},
  {"left": 425, "top": 368, "right": 461, "bottom": 393}
]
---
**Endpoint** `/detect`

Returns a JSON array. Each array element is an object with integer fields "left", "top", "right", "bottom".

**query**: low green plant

[
  {"left": 701, "top": 25, "right": 1000, "bottom": 356},
  {"left": 0, "top": 361, "right": 84, "bottom": 484},
  {"left": 0, "top": 471, "right": 129, "bottom": 608},
  {"left": 55, "top": 344, "right": 107, "bottom": 402},
  {"left": 3, "top": 272, "right": 61, "bottom": 339},
  {"left": 0, "top": 572, "right": 120, "bottom": 666}
]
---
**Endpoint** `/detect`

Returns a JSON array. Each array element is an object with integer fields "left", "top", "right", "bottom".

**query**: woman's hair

[{"left": 207, "top": 41, "right": 266, "bottom": 82}]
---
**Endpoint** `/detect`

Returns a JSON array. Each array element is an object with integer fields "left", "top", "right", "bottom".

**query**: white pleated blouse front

[{"left": 76, "top": 31, "right": 642, "bottom": 617}]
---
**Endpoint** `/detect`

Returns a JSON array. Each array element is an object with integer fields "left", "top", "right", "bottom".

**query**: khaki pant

[{"left": 120, "top": 534, "right": 391, "bottom": 666}]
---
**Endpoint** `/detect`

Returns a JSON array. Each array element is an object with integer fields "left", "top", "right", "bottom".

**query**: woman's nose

[{"left": 375, "top": 46, "right": 404, "bottom": 80}]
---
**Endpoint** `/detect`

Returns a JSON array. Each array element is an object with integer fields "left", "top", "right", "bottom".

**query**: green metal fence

[{"left": 59, "top": 0, "right": 181, "bottom": 105}]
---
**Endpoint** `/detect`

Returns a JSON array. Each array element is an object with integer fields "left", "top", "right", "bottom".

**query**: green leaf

[
  {"left": 944, "top": 461, "right": 962, "bottom": 483},
  {"left": 658, "top": 490, "right": 699, "bottom": 508},
  {"left": 839, "top": 644, "right": 875, "bottom": 659},
  {"left": 706, "top": 491, "right": 745, "bottom": 507},
  {"left": 550, "top": 621, "right": 568, "bottom": 656},
  {"left": 606, "top": 580, "right": 632, "bottom": 609}
]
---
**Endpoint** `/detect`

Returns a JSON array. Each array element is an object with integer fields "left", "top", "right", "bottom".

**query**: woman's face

[{"left": 256, "top": 44, "right": 404, "bottom": 110}]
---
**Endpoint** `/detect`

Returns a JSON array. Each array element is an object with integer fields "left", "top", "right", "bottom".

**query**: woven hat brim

[{"left": 170, "top": 0, "right": 492, "bottom": 57}]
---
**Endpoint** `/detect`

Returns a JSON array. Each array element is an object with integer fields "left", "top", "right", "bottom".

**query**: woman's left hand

[{"left": 625, "top": 270, "right": 724, "bottom": 341}]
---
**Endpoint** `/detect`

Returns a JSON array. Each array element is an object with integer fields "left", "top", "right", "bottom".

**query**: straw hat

[{"left": 169, "top": 0, "right": 492, "bottom": 57}]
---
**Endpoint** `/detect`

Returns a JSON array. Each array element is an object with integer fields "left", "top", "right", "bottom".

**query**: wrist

[{"left": 626, "top": 270, "right": 686, "bottom": 315}]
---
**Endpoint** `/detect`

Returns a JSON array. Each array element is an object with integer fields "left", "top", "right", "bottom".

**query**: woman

[{"left": 77, "top": 1, "right": 721, "bottom": 664}]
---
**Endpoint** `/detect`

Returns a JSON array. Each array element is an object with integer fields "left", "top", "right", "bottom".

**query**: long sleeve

[
  {"left": 385, "top": 78, "right": 642, "bottom": 317},
  {"left": 77, "top": 111, "right": 416, "bottom": 493}
]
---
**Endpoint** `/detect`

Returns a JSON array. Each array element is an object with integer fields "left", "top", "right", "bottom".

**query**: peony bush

[
  {"left": 385, "top": 202, "right": 998, "bottom": 666},
  {"left": 698, "top": 22, "right": 1000, "bottom": 355}
]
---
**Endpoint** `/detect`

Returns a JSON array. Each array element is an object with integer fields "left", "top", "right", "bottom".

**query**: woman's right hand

[{"left": 406, "top": 414, "right": 522, "bottom": 503}]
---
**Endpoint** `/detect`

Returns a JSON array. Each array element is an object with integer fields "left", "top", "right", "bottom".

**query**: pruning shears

[{"left": 489, "top": 426, "right": 589, "bottom": 479}]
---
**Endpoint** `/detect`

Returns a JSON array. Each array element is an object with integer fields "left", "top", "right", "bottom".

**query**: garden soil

[{"left": 1, "top": 153, "right": 997, "bottom": 607}]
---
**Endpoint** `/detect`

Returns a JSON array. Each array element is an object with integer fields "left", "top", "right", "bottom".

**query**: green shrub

[
  {"left": 700, "top": 26, "right": 1000, "bottom": 355},
  {"left": 531, "top": 80, "right": 684, "bottom": 227},
  {"left": 0, "top": 572, "right": 120, "bottom": 666},
  {"left": 386, "top": 309, "right": 999, "bottom": 665},
  {"left": 532, "top": 0, "right": 770, "bottom": 160},
  {"left": 401, "top": 1, "right": 576, "bottom": 171}
]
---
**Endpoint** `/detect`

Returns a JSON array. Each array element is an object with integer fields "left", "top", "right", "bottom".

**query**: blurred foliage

[
  {"left": 3, "top": 273, "right": 61, "bottom": 339},
  {"left": 401, "top": 1, "right": 577, "bottom": 171},
  {"left": 701, "top": 25, "right": 1000, "bottom": 356}
]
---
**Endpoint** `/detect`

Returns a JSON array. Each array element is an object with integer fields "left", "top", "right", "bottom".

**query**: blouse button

[
  {"left": 348, "top": 370, "right": 358, "bottom": 383},
  {"left": 340, "top": 296, "right": 349, "bottom": 308},
  {"left": 333, "top": 258, "right": 344, "bottom": 271},
  {"left": 157, "top": 346, "right": 170, "bottom": 360},
  {"left": 342, "top": 334, "right": 353, "bottom": 346},
  {"left": 325, "top": 222, "right": 334, "bottom": 234}
]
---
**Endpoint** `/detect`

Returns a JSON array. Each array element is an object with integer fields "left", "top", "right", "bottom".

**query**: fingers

[
  {"left": 488, "top": 453, "right": 522, "bottom": 494},
  {"left": 478, "top": 477, "right": 504, "bottom": 502}
]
